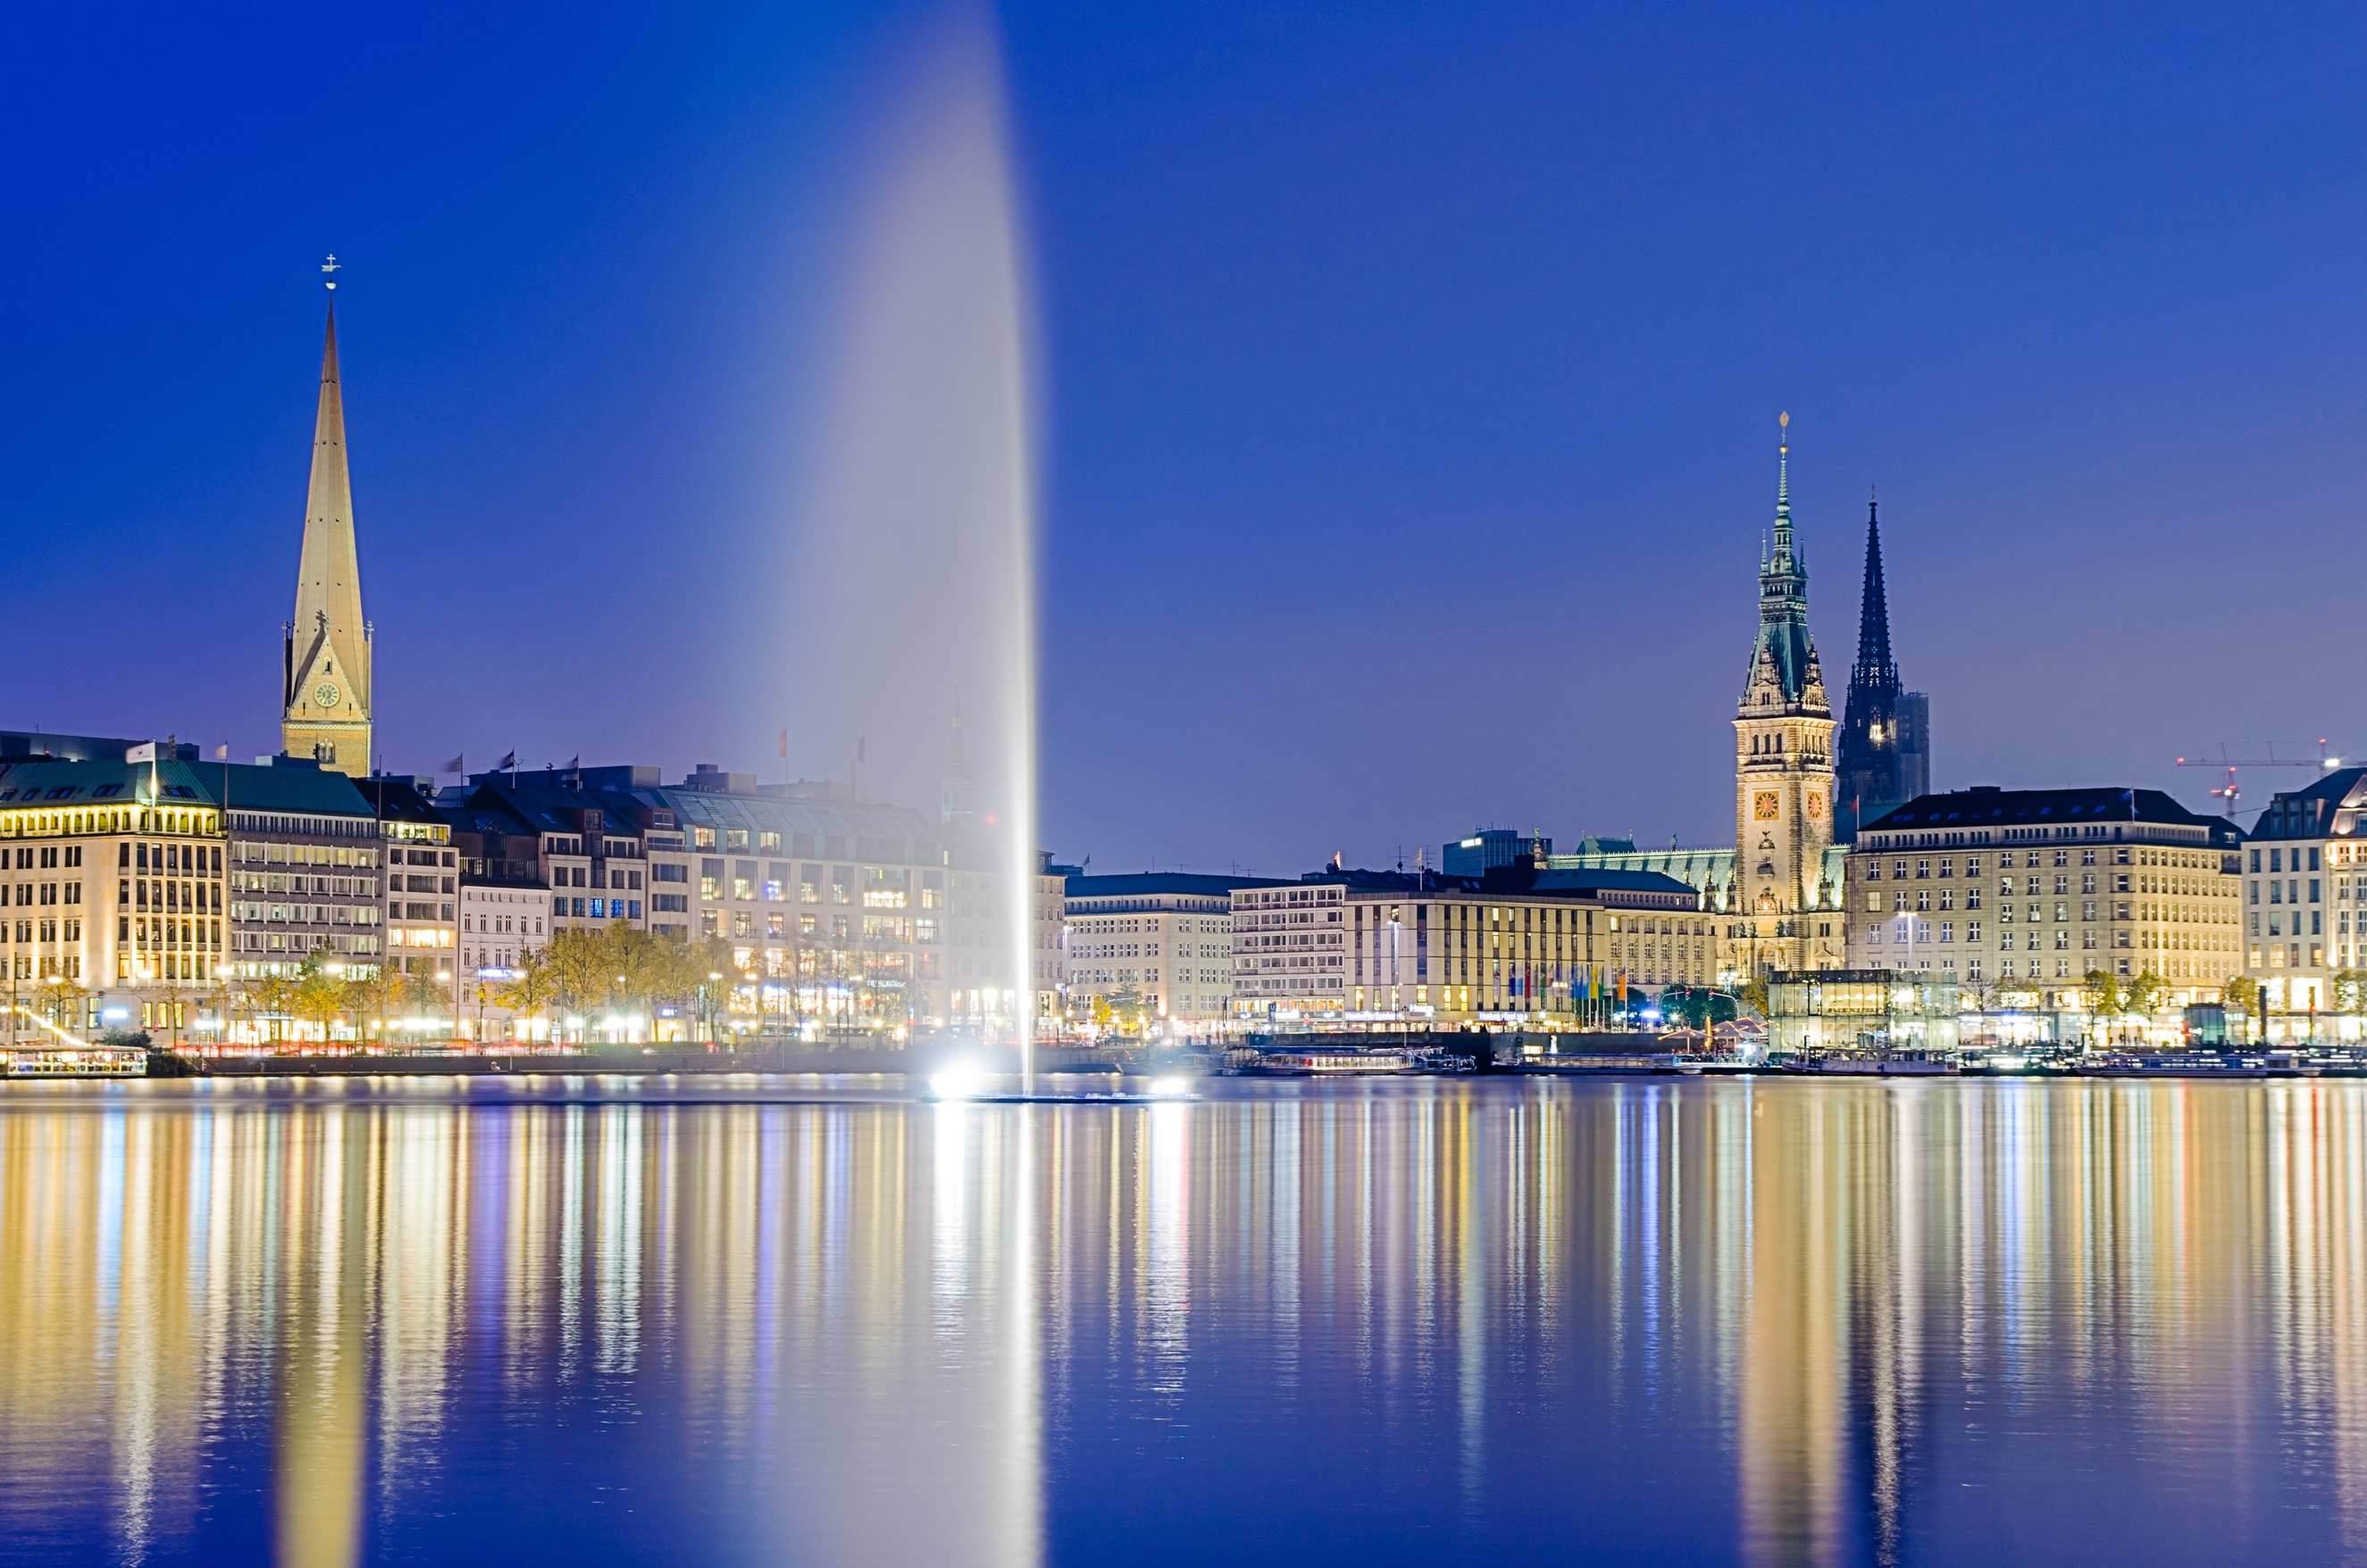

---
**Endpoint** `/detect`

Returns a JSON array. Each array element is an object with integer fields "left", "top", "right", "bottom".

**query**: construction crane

[{"left": 2175, "top": 740, "right": 2343, "bottom": 816}]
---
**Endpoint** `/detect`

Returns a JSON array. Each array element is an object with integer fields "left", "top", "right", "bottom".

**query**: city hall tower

[{"left": 1732, "top": 414, "right": 1836, "bottom": 975}]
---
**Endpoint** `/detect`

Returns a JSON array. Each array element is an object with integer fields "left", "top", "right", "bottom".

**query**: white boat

[
  {"left": 1782, "top": 1053, "right": 1958, "bottom": 1077},
  {"left": 4, "top": 1046, "right": 148, "bottom": 1079}
]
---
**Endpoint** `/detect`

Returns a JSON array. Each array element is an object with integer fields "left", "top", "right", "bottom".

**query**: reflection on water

[{"left": 6, "top": 1078, "right": 2367, "bottom": 1564}]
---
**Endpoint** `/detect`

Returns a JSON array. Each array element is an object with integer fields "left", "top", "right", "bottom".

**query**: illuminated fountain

[{"left": 791, "top": 11, "right": 1039, "bottom": 1083}]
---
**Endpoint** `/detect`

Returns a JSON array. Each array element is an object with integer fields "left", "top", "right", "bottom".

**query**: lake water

[{"left": 4, "top": 1074, "right": 2365, "bottom": 1565}]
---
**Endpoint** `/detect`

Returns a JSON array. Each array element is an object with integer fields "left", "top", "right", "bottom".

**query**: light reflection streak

[{"left": 2, "top": 1082, "right": 2367, "bottom": 1562}]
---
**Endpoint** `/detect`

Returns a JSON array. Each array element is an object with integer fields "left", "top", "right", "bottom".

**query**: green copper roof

[
  {"left": 1744, "top": 422, "right": 1823, "bottom": 709},
  {"left": 0, "top": 757, "right": 374, "bottom": 817}
]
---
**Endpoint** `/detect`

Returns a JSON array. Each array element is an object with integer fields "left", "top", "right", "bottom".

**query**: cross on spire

[{"left": 321, "top": 254, "right": 340, "bottom": 291}]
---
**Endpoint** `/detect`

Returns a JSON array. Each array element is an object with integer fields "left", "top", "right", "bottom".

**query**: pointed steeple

[
  {"left": 1852, "top": 490, "right": 1897, "bottom": 693},
  {"left": 1745, "top": 412, "right": 1819, "bottom": 710},
  {"left": 282, "top": 279, "right": 373, "bottom": 776},
  {"left": 940, "top": 696, "right": 975, "bottom": 826}
]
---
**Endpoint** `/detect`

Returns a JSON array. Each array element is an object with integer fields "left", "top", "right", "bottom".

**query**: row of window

[
  {"left": 552, "top": 866, "right": 639, "bottom": 890},
  {"left": 555, "top": 897, "right": 642, "bottom": 920},
  {"left": 698, "top": 911, "right": 954, "bottom": 943},
  {"left": 463, "top": 913, "right": 545, "bottom": 936},
  {"left": 229, "top": 872, "right": 372, "bottom": 897},
  {"left": 1861, "top": 847, "right": 2221, "bottom": 879},
  {"left": 124, "top": 879, "right": 215, "bottom": 912},
  {"left": 230, "top": 902, "right": 386, "bottom": 925}
]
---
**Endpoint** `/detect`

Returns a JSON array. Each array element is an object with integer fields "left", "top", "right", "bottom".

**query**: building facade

[
  {"left": 222, "top": 761, "right": 384, "bottom": 980},
  {"left": 280, "top": 301, "right": 373, "bottom": 775},
  {"left": 655, "top": 766, "right": 985, "bottom": 1027},
  {"left": 2240, "top": 767, "right": 2367, "bottom": 1017},
  {"left": 1034, "top": 857, "right": 1065, "bottom": 1023},
  {"left": 1233, "top": 863, "right": 1702, "bottom": 1022},
  {"left": 1833, "top": 496, "right": 1931, "bottom": 843},
  {"left": 439, "top": 790, "right": 555, "bottom": 980},
  {"left": 450, "top": 769, "right": 657, "bottom": 940},
  {"left": 1844, "top": 786, "right": 2244, "bottom": 1004},
  {"left": 1063, "top": 872, "right": 1277, "bottom": 1026},
  {"left": 362, "top": 778, "right": 456, "bottom": 981},
  {"left": 0, "top": 755, "right": 391, "bottom": 1042},
  {"left": 0, "top": 758, "right": 230, "bottom": 1029}
]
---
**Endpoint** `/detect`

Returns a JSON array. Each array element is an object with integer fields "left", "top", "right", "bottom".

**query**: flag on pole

[
  {"left": 446, "top": 755, "right": 464, "bottom": 774},
  {"left": 498, "top": 750, "right": 516, "bottom": 770},
  {"left": 126, "top": 742, "right": 156, "bottom": 763},
  {"left": 213, "top": 745, "right": 229, "bottom": 761},
  {"left": 778, "top": 729, "right": 789, "bottom": 758}
]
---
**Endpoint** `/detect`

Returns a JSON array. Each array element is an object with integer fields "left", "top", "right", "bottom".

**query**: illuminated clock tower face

[{"left": 314, "top": 682, "right": 340, "bottom": 709}]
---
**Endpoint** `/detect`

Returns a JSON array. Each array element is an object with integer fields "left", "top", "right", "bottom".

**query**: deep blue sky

[{"left": 5, "top": 3, "right": 2362, "bottom": 874}]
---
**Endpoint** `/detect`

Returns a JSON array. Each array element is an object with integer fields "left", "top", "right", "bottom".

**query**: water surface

[{"left": 4, "top": 1074, "right": 2364, "bottom": 1565}]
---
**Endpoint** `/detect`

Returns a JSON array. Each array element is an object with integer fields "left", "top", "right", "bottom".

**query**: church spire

[
  {"left": 1852, "top": 490, "right": 1897, "bottom": 693},
  {"left": 940, "top": 696, "right": 975, "bottom": 826},
  {"left": 281, "top": 270, "right": 373, "bottom": 776},
  {"left": 1771, "top": 411, "right": 1794, "bottom": 565}
]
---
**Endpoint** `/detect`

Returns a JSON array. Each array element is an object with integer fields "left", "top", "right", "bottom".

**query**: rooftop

[
  {"left": 1861, "top": 786, "right": 2241, "bottom": 847},
  {"left": 0, "top": 757, "right": 375, "bottom": 818}
]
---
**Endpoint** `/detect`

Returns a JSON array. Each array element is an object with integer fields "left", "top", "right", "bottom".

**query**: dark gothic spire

[{"left": 1850, "top": 490, "right": 1897, "bottom": 695}]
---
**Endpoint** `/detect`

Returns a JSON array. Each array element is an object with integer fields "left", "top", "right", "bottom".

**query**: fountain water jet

[{"left": 790, "top": 9, "right": 1040, "bottom": 1087}]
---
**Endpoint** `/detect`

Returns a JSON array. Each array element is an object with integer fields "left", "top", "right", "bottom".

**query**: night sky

[{"left": 7, "top": 3, "right": 2363, "bottom": 876}]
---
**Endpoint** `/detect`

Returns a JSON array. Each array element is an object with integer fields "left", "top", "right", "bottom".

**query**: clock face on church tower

[{"left": 314, "top": 682, "right": 340, "bottom": 709}]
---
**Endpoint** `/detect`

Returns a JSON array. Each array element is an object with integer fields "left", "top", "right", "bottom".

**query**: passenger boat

[
  {"left": 2078, "top": 1053, "right": 2265, "bottom": 1078},
  {"left": 4, "top": 1046, "right": 149, "bottom": 1079},
  {"left": 1781, "top": 1051, "right": 1958, "bottom": 1077},
  {"left": 1225, "top": 1047, "right": 1413, "bottom": 1076}
]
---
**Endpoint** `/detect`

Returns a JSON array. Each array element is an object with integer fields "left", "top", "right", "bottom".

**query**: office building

[
  {"left": 1233, "top": 861, "right": 1702, "bottom": 1022},
  {"left": 1063, "top": 872, "right": 1282, "bottom": 1025},
  {"left": 2242, "top": 767, "right": 2367, "bottom": 1015},
  {"left": 1844, "top": 786, "right": 2244, "bottom": 1003},
  {"left": 359, "top": 777, "right": 456, "bottom": 979},
  {"left": 0, "top": 754, "right": 386, "bottom": 1038}
]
